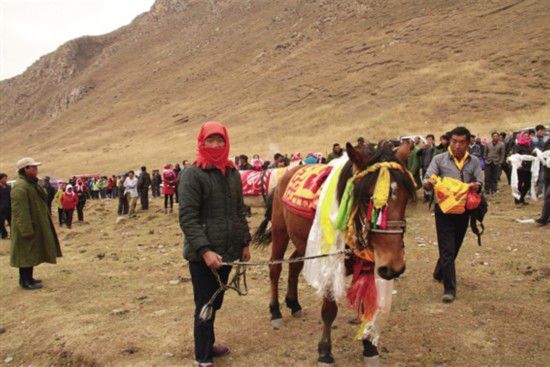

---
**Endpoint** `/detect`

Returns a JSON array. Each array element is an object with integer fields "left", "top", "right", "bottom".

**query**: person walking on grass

[
  {"left": 138, "top": 166, "right": 151, "bottom": 210},
  {"left": 484, "top": 131, "right": 506, "bottom": 195},
  {"left": 74, "top": 179, "right": 87, "bottom": 222},
  {"left": 179, "top": 121, "right": 251, "bottom": 367},
  {"left": 162, "top": 164, "right": 177, "bottom": 214},
  {"left": 124, "top": 171, "right": 139, "bottom": 217},
  {"left": 60, "top": 184, "right": 78, "bottom": 229},
  {"left": 10, "top": 158, "right": 62, "bottom": 290},
  {"left": 117, "top": 174, "right": 129, "bottom": 215},
  {"left": 42, "top": 177, "right": 56, "bottom": 215},
  {"left": 0, "top": 173, "right": 11, "bottom": 240},
  {"left": 424, "top": 127, "right": 482, "bottom": 304},
  {"left": 536, "top": 139, "right": 550, "bottom": 226},
  {"left": 54, "top": 183, "right": 66, "bottom": 226}
]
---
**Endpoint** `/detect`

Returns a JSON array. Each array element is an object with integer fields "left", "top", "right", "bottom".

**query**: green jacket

[
  {"left": 407, "top": 146, "right": 421, "bottom": 175},
  {"left": 178, "top": 165, "right": 251, "bottom": 263},
  {"left": 10, "top": 174, "right": 62, "bottom": 268}
]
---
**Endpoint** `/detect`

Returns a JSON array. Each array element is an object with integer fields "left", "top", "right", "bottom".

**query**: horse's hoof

[
  {"left": 364, "top": 355, "right": 381, "bottom": 367},
  {"left": 291, "top": 309, "right": 303, "bottom": 318},
  {"left": 271, "top": 318, "right": 283, "bottom": 329},
  {"left": 318, "top": 355, "right": 335, "bottom": 366}
]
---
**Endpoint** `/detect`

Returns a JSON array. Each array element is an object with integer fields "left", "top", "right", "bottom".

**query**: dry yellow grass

[{"left": 0, "top": 186, "right": 549, "bottom": 366}]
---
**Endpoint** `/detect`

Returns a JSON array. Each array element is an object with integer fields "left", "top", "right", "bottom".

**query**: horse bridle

[{"left": 354, "top": 212, "right": 407, "bottom": 251}]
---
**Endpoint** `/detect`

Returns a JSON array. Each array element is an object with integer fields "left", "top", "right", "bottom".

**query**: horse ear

[
  {"left": 346, "top": 142, "right": 367, "bottom": 169},
  {"left": 395, "top": 141, "right": 412, "bottom": 167}
]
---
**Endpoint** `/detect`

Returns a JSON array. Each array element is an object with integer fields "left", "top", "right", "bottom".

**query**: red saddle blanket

[
  {"left": 240, "top": 170, "right": 271, "bottom": 196},
  {"left": 282, "top": 164, "right": 333, "bottom": 219}
]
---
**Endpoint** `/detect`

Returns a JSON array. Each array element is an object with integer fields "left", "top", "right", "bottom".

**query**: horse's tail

[{"left": 251, "top": 191, "right": 274, "bottom": 247}]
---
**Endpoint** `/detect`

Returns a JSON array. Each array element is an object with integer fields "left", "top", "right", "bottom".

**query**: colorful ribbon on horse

[{"left": 335, "top": 162, "right": 412, "bottom": 260}]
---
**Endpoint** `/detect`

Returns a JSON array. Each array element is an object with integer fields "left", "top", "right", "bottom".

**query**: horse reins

[{"left": 199, "top": 249, "right": 353, "bottom": 321}]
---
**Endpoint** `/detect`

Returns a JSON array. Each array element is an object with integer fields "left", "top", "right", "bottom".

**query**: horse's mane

[{"left": 336, "top": 142, "right": 416, "bottom": 204}]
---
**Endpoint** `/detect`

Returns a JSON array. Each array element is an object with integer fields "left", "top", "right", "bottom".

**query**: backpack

[{"left": 468, "top": 195, "right": 488, "bottom": 246}]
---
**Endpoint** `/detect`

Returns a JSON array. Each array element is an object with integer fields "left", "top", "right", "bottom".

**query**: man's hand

[
  {"left": 469, "top": 182, "right": 481, "bottom": 191},
  {"left": 423, "top": 181, "right": 434, "bottom": 190},
  {"left": 202, "top": 251, "right": 223, "bottom": 269},
  {"left": 241, "top": 246, "right": 251, "bottom": 262}
]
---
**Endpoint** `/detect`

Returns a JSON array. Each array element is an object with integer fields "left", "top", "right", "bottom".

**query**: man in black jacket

[
  {"left": 42, "top": 177, "right": 56, "bottom": 215},
  {"left": 0, "top": 173, "right": 11, "bottom": 239},
  {"left": 137, "top": 166, "right": 151, "bottom": 210},
  {"left": 179, "top": 121, "right": 251, "bottom": 367}
]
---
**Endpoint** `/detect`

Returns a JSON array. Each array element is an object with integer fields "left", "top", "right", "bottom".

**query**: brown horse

[{"left": 253, "top": 141, "right": 416, "bottom": 365}]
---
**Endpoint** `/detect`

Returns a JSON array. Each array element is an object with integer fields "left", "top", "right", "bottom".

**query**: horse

[{"left": 252, "top": 141, "right": 416, "bottom": 366}]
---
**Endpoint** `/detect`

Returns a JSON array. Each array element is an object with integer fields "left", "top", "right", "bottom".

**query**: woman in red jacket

[
  {"left": 60, "top": 184, "right": 79, "bottom": 229},
  {"left": 162, "top": 164, "right": 177, "bottom": 214}
]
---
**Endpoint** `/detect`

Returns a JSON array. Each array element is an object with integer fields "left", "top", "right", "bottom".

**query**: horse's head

[{"left": 340, "top": 141, "right": 416, "bottom": 280}]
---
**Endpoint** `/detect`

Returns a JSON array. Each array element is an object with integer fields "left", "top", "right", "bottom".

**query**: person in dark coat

[
  {"left": 513, "top": 131, "right": 535, "bottom": 205},
  {"left": 151, "top": 170, "right": 161, "bottom": 197},
  {"left": 0, "top": 173, "right": 11, "bottom": 239},
  {"left": 74, "top": 179, "right": 87, "bottom": 222},
  {"left": 179, "top": 121, "right": 251, "bottom": 366},
  {"left": 238, "top": 155, "right": 253, "bottom": 170},
  {"left": 536, "top": 139, "right": 550, "bottom": 225},
  {"left": 173, "top": 163, "right": 182, "bottom": 203},
  {"left": 117, "top": 174, "right": 129, "bottom": 215},
  {"left": 42, "top": 177, "right": 56, "bottom": 215},
  {"left": 138, "top": 166, "right": 151, "bottom": 210},
  {"left": 10, "top": 158, "right": 62, "bottom": 289}
]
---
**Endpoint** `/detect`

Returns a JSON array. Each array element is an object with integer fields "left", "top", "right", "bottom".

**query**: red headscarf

[{"left": 194, "top": 121, "right": 235, "bottom": 174}]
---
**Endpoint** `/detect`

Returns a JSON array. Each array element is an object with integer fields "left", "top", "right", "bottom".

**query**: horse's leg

[
  {"left": 363, "top": 339, "right": 380, "bottom": 367},
  {"left": 318, "top": 296, "right": 338, "bottom": 366},
  {"left": 269, "top": 216, "right": 290, "bottom": 329},
  {"left": 285, "top": 249, "right": 304, "bottom": 317}
]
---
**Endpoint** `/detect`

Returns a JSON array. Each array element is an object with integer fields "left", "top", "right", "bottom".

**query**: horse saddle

[{"left": 282, "top": 164, "right": 333, "bottom": 219}]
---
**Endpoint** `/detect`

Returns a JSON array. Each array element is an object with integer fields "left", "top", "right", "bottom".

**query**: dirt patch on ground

[{"left": 0, "top": 188, "right": 549, "bottom": 366}]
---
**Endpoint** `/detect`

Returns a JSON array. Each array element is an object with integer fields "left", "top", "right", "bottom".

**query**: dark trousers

[
  {"left": 140, "top": 189, "right": 149, "bottom": 210},
  {"left": 19, "top": 267, "right": 34, "bottom": 284},
  {"left": 502, "top": 162, "right": 512, "bottom": 185},
  {"left": 0, "top": 208, "right": 10, "bottom": 238},
  {"left": 538, "top": 183, "right": 550, "bottom": 223},
  {"left": 189, "top": 261, "right": 231, "bottom": 363},
  {"left": 517, "top": 169, "right": 532, "bottom": 203},
  {"left": 77, "top": 200, "right": 85, "bottom": 222},
  {"left": 484, "top": 162, "right": 500, "bottom": 194},
  {"left": 433, "top": 206, "right": 469, "bottom": 296},
  {"left": 164, "top": 194, "right": 173, "bottom": 209},
  {"left": 118, "top": 196, "right": 129, "bottom": 215},
  {"left": 57, "top": 208, "right": 65, "bottom": 226},
  {"left": 64, "top": 209, "right": 74, "bottom": 228},
  {"left": 152, "top": 185, "right": 160, "bottom": 197}
]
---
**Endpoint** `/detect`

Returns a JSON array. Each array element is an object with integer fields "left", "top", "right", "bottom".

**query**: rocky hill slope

[{"left": 1, "top": 0, "right": 548, "bottom": 176}]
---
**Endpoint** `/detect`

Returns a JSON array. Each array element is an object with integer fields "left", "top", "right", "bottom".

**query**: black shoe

[
  {"left": 535, "top": 219, "right": 547, "bottom": 226},
  {"left": 442, "top": 293, "right": 455, "bottom": 303},
  {"left": 31, "top": 278, "right": 42, "bottom": 284},
  {"left": 21, "top": 281, "right": 42, "bottom": 290}
]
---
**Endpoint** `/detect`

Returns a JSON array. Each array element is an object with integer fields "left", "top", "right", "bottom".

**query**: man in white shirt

[{"left": 123, "top": 170, "right": 139, "bottom": 217}]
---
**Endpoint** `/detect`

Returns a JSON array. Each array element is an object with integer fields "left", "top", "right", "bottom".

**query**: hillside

[{"left": 1, "top": 0, "right": 548, "bottom": 177}]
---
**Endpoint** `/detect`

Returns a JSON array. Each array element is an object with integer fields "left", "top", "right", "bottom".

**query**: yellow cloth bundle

[{"left": 429, "top": 175, "right": 470, "bottom": 214}]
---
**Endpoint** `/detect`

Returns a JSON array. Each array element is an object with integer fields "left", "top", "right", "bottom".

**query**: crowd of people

[{"left": 0, "top": 125, "right": 548, "bottom": 240}]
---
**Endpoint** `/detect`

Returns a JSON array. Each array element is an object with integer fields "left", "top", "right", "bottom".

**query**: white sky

[{"left": 0, "top": 0, "right": 155, "bottom": 80}]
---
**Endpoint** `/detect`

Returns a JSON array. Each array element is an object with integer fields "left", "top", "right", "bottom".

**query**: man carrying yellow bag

[{"left": 424, "top": 127, "right": 482, "bottom": 303}]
